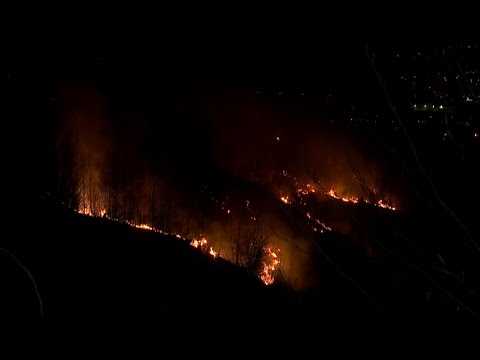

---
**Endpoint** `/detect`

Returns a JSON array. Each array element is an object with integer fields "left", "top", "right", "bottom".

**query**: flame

[
  {"left": 324, "top": 187, "right": 394, "bottom": 210},
  {"left": 77, "top": 207, "right": 93, "bottom": 217},
  {"left": 75, "top": 188, "right": 284, "bottom": 285},
  {"left": 76, "top": 203, "right": 223, "bottom": 260},
  {"left": 377, "top": 199, "right": 396, "bottom": 211},
  {"left": 260, "top": 247, "right": 281, "bottom": 285},
  {"left": 296, "top": 183, "right": 316, "bottom": 196},
  {"left": 315, "top": 218, "right": 332, "bottom": 231},
  {"left": 134, "top": 223, "right": 154, "bottom": 231},
  {"left": 190, "top": 237, "right": 208, "bottom": 248},
  {"left": 209, "top": 247, "right": 218, "bottom": 258},
  {"left": 280, "top": 196, "right": 291, "bottom": 204},
  {"left": 189, "top": 238, "right": 219, "bottom": 259}
]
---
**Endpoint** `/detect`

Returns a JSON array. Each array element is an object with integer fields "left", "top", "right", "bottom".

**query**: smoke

[
  {"left": 200, "top": 84, "right": 390, "bottom": 198},
  {"left": 55, "top": 77, "right": 398, "bottom": 290}
]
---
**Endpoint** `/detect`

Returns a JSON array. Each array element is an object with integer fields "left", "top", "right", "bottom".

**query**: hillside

[{"left": 1, "top": 200, "right": 289, "bottom": 323}]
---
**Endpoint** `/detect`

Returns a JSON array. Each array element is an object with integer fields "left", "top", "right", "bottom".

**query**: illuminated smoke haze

[{"left": 55, "top": 70, "right": 401, "bottom": 289}]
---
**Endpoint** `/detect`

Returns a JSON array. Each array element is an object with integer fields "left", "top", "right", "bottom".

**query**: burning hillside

[
  {"left": 76, "top": 199, "right": 280, "bottom": 285},
  {"left": 55, "top": 80, "right": 401, "bottom": 291}
]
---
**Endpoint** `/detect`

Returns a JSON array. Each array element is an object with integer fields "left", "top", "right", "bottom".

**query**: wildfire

[
  {"left": 75, "top": 197, "right": 283, "bottom": 285},
  {"left": 209, "top": 247, "right": 218, "bottom": 258},
  {"left": 324, "top": 187, "right": 395, "bottom": 210},
  {"left": 133, "top": 223, "right": 154, "bottom": 231},
  {"left": 280, "top": 196, "right": 291, "bottom": 204},
  {"left": 315, "top": 218, "right": 332, "bottom": 231},
  {"left": 190, "top": 237, "right": 208, "bottom": 248},
  {"left": 260, "top": 247, "right": 281, "bottom": 285},
  {"left": 296, "top": 183, "right": 316, "bottom": 196},
  {"left": 377, "top": 199, "right": 396, "bottom": 211},
  {"left": 77, "top": 207, "right": 93, "bottom": 217},
  {"left": 326, "top": 188, "right": 358, "bottom": 203}
]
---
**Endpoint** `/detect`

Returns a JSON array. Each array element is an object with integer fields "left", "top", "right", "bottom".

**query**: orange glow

[
  {"left": 74, "top": 189, "right": 287, "bottom": 286},
  {"left": 190, "top": 237, "right": 208, "bottom": 248},
  {"left": 315, "top": 218, "right": 332, "bottom": 231},
  {"left": 327, "top": 188, "right": 340, "bottom": 200},
  {"left": 324, "top": 187, "right": 395, "bottom": 210},
  {"left": 77, "top": 204, "right": 224, "bottom": 261},
  {"left": 209, "top": 247, "right": 218, "bottom": 258},
  {"left": 134, "top": 223, "right": 154, "bottom": 231},
  {"left": 280, "top": 196, "right": 291, "bottom": 204},
  {"left": 260, "top": 247, "right": 281, "bottom": 285},
  {"left": 377, "top": 199, "right": 396, "bottom": 211}
]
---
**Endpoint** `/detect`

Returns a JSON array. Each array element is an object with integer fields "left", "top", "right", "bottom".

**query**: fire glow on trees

[
  {"left": 275, "top": 168, "right": 398, "bottom": 237},
  {"left": 76, "top": 203, "right": 280, "bottom": 285},
  {"left": 279, "top": 169, "right": 397, "bottom": 212},
  {"left": 260, "top": 247, "right": 280, "bottom": 285},
  {"left": 324, "top": 187, "right": 396, "bottom": 211},
  {"left": 56, "top": 81, "right": 403, "bottom": 292}
]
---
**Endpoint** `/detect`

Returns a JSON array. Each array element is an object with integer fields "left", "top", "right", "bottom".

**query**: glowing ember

[
  {"left": 280, "top": 196, "right": 291, "bottom": 204},
  {"left": 190, "top": 238, "right": 219, "bottom": 258},
  {"left": 134, "top": 223, "right": 154, "bottom": 231},
  {"left": 74, "top": 194, "right": 284, "bottom": 285},
  {"left": 326, "top": 187, "right": 358, "bottom": 203},
  {"left": 315, "top": 218, "right": 332, "bottom": 231},
  {"left": 77, "top": 207, "right": 93, "bottom": 217},
  {"left": 77, "top": 204, "right": 223, "bottom": 261},
  {"left": 190, "top": 237, "right": 208, "bottom": 248},
  {"left": 260, "top": 247, "right": 281, "bottom": 285},
  {"left": 377, "top": 200, "right": 396, "bottom": 211},
  {"left": 324, "top": 187, "right": 395, "bottom": 210},
  {"left": 209, "top": 247, "right": 218, "bottom": 258},
  {"left": 296, "top": 183, "right": 316, "bottom": 196}
]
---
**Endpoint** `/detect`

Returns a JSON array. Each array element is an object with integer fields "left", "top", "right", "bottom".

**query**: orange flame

[
  {"left": 260, "top": 247, "right": 281, "bottom": 285},
  {"left": 280, "top": 196, "right": 291, "bottom": 204},
  {"left": 324, "top": 187, "right": 395, "bottom": 210},
  {"left": 190, "top": 237, "right": 208, "bottom": 248},
  {"left": 75, "top": 197, "right": 284, "bottom": 285},
  {"left": 209, "top": 247, "right": 218, "bottom": 258},
  {"left": 134, "top": 223, "right": 154, "bottom": 231},
  {"left": 377, "top": 199, "right": 396, "bottom": 211}
]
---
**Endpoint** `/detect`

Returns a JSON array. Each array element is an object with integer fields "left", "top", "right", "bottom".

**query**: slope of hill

[{"left": 1, "top": 199, "right": 290, "bottom": 324}]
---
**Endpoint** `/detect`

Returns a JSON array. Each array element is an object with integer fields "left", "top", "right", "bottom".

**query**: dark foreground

[{"left": 2, "top": 199, "right": 477, "bottom": 326}]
